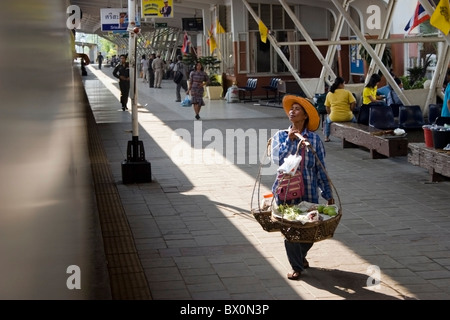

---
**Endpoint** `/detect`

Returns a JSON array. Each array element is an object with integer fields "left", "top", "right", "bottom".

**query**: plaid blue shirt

[{"left": 271, "top": 127, "right": 333, "bottom": 204}]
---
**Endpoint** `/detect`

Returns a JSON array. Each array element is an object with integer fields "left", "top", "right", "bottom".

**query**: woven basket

[
  {"left": 273, "top": 208, "right": 342, "bottom": 243},
  {"left": 251, "top": 134, "right": 342, "bottom": 243},
  {"left": 251, "top": 208, "right": 280, "bottom": 232}
]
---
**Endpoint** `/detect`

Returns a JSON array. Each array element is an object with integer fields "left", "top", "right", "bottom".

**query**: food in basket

[
  {"left": 323, "top": 206, "right": 337, "bottom": 216},
  {"left": 272, "top": 202, "right": 339, "bottom": 224}
]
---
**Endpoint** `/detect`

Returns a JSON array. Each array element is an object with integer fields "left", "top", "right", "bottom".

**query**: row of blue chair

[
  {"left": 358, "top": 104, "right": 425, "bottom": 130},
  {"left": 262, "top": 78, "right": 280, "bottom": 101},
  {"left": 238, "top": 78, "right": 258, "bottom": 103}
]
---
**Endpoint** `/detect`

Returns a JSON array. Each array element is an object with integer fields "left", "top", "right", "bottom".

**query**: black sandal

[{"left": 287, "top": 270, "right": 301, "bottom": 280}]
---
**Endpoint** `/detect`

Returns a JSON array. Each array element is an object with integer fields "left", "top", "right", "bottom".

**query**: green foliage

[
  {"left": 99, "top": 37, "right": 116, "bottom": 58},
  {"left": 359, "top": 45, "right": 392, "bottom": 70},
  {"left": 399, "top": 75, "right": 427, "bottom": 90},
  {"left": 181, "top": 53, "right": 197, "bottom": 70},
  {"left": 181, "top": 54, "right": 222, "bottom": 86},
  {"left": 400, "top": 54, "right": 433, "bottom": 89},
  {"left": 199, "top": 56, "right": 222, "bottom": 86},
  {"left": 198, "top": 56, "right": 221, "bottom": 74},
  {"left": 208, "top": 74, "right": 221, "bottom": 86}
]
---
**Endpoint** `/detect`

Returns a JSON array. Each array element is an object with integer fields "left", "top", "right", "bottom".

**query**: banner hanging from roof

[
  {"left": 142, "top": 0, "right": 173, "bottom": 18},
  {"left": 100, "top": 8, "right": 141, "bottom": 32}
]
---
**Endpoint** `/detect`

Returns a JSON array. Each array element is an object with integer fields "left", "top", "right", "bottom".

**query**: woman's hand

[{"left": 288, "top": 128, "right": 300, "bottom": 140}]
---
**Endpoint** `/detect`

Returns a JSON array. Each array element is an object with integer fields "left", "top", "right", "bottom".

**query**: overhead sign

[
  {"left": 100, "top": 8, "right": 141, "bottom": 32},
  {"left": 141, "top": 0, "right": 173, "bottom": 18},
  {"left": 155, "top": 22, "right": 167, "bottom": 28}
]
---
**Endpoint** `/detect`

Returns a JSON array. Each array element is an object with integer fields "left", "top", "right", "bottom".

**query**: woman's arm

[{"left": 349, "top": 101, "right": 356, "bottom": 111}]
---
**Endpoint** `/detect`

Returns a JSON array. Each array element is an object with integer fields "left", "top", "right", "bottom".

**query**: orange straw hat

[{"left": 282, "top": 95, "right": 320, "bottom": 132}]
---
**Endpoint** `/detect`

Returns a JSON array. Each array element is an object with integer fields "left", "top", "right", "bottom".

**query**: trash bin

[
  {"left": 432, "top": 126, "right": 450, "bottom": 149},
  {"left": 422, "top": 125, "right": 433, "bottom": 148}
]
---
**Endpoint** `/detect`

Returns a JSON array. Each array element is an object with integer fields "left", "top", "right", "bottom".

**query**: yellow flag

[
  {"left": 216, "top": 19, "right": 225, "bottom": 34},
  {"left": 431, "top": 0, "right": 450, "bottom": 35},
  {"left": 258, "top": 20, "right": 268, "bottom": 43},
  {"left": 208, "top": 29, "right": 217, "bottom": 53}
]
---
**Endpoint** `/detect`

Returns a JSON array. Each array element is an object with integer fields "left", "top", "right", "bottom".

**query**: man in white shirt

[{"left": 151, "top": 54, "right": 165, "bottom": 88}]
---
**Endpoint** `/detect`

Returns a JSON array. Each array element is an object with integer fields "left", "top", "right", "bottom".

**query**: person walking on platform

[
  {"left": 173, "top": 55, "right": 188, "bottom": 102},
  {"left": 97, "top": 52, "right": 104, "bottom": 70},
  {"left": 113, "top": 54, "right": 130, "bottom": 111},
  {"left": 140, "top": 54, "right": 149, "bottom": 83},
  {"left": 148, "top": 53, "right": 156, "bottom": 88},
  {"left": 187, "top": 61, "right": 209, "bottom": 120},
  {"left": 152, "top": 54, "right": 165, "bottom": 88},
  {"left": 270, "top": 95, "right": 334, "bottom": 281}
]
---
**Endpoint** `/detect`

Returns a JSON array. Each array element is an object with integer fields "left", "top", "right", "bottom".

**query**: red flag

[
  {"left": 404, "top": 2, "right": 430, "bottom": 33},
  {"left": 181, "top": 32, "right": 190, "bottom": 55}
]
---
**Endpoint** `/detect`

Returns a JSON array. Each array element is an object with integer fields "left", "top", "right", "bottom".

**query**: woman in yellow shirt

[
  {"left": 362, "top": 73, "right": 386, "bottom": 105},
  {"left": 323, "top": 77, "right": 356, "bottom": 142}
]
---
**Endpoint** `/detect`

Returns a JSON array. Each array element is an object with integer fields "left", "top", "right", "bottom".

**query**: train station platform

[{"left": 82, "top": 63, "right": 450, "bottom": 305}]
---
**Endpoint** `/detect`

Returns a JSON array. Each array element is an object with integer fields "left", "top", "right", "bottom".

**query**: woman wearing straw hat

[{"left": 271, "top": 95, "right": 335, "bottom": 280}]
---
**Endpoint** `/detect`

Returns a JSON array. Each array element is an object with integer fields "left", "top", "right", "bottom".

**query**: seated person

[
  {"left": 362, "top": 73, "right": 386, "bottom": 106},
  {"left": 323, "top": 77, "right": 356, "bottom": 142},
  {"left": 385, "top": 77, "right": 403, "bottom": 106}
]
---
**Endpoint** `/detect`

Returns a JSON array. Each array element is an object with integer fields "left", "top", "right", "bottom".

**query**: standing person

[
  {"left": 97, "top": 52, "right": 104, "bottom": 69},
  {"left": 112, "top": 54, "right": 130, "bottom": 111},
  {"left": 187, "top": 61, "right": 209, "bottom": 120},
  {"left": 362, "top": 73, "right": 386, "bottom": 106},
  {"left": 323, "top": 76, "right": 356, "bottom": 142},
  {"left": 443, "top": 73, "right": 450, "bottom": 117},
  {"left": 271, "top": 95, "right": 334, "bottom": 280},
  {"left": 140, "top": 54, "right": 149, "bottom": 83},
  {"left": 173, "top": 55, "right": 188, "bottom": 102},
  {"left": 160, "top": 0, "right": 172, "bottom": 17},
  {"left": 167, "top": 59, "right": 175, "bottom": 79},
  {"left": 152, "top": 54, "right": 165, "bottom": 88},
  {"left": 148, "top": 53, "right": 156, "bottom": 88}
]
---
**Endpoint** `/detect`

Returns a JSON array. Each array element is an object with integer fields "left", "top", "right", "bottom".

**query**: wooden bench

[
  {"left": 330, "top": 122, "right": 408, "bottom": 159},
  {"left": 408, "top": 142, "right": 450, "bottom": 182}
]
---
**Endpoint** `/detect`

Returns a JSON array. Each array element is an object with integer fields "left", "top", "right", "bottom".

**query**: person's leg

[
  {"left": 324, "top": 116, "right": 332, "bottom": 141},
  {"left": 181, "top": 80, "right": 188, "bottom": 94},
  {"left": 149, "top": 72, "right": 154, "bottom": 87},
  {"left": 119, "top": 82, "right": 126, "bottom": 110},
  {"left": 123, "top": 82, "right": 130, "bottom": 110},
  {"left": 157, "top": 70, "right": 162, "bottom": 87},
  {"left": 300, "top": 243, "right": 313, "bottom": 266},
  {"left": 284, "top": 240, "right": 309, "bottom": 279},
  {"left": 176, "top": 83, "right": 181, "bottom": 101},
  {"left": 193, "top": 103, "right": 201, "bottom": 119}
]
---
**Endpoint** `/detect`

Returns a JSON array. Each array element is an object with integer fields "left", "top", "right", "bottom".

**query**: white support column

[
  {"left": 330, "top": 0, "right": 411, "bottom": 105},
  {"left": 128, "top": 0, "right": 138, "bottom": 136}
]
